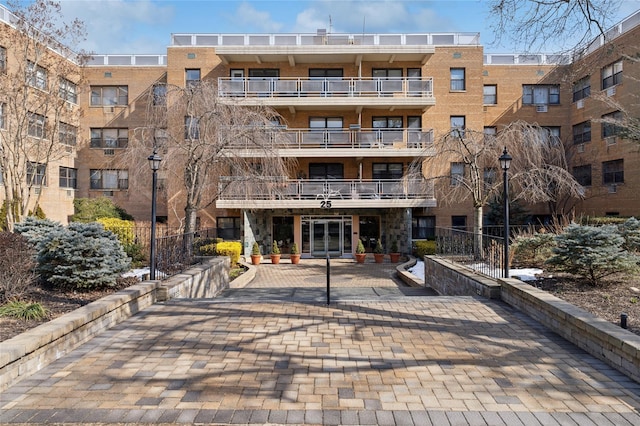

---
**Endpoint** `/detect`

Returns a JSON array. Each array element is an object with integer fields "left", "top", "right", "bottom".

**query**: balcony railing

[
  {"left": 218, "top": 77, "right": 433, "bottom": 98},
  {"left": 228, "top": 128, "right": 433, "bottom": 150},
  {"left": 218, "top": 178, "right": 433, "bottom": 201}
]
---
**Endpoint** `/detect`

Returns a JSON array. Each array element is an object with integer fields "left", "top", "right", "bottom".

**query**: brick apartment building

[{"left": 1, "top": 4, "right": 638, "bottom": 258}]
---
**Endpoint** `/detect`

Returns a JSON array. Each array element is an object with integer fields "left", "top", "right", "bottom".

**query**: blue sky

[{"left": 5, "top": 0, "right": 640, "bottom": 54}]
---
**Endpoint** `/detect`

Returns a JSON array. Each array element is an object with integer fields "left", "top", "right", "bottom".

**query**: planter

[
  {"left": 374, "top": 253, "right": 385, "bottom": 264},
  {"left": 250, "top": 254, "right": 261, "bottom": 265},
  {"left": 389, "top": 253, "right": 401, "bottom": 263},
  {"left": 355, "top": 253, "right": 367, "bottom": 263},
  {"left": 290, "top": 254, "right": 301, "bottom": 264},
  {"left": 271, "top": 254, "right": 281, "bottom": 264}
]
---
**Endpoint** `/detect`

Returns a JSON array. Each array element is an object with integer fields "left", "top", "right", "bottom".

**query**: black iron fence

[
  {"left": 434, "top": 227, "right": 507, "bottom": 279},
  {"left": 153, "top": 228, "right": 218, "bottom": 280}
]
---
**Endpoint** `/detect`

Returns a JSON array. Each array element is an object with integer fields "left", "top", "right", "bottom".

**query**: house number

[{"left": 320, "top": 200, "right": 332, "bottom": 209}]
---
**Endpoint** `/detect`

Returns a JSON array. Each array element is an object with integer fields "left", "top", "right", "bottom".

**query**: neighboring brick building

[{"left": 1, "top": 3, "right": 638, "bottom": 257}]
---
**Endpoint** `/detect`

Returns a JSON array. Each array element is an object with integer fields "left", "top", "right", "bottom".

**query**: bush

[
  {"left": 252, "top": 241, "right": 261, "bottom": 255},
  {"left": 374, "top": 239, "right": 384, "bottom": 254},
  {"left": 97, "top": 217, "right": 145, "bottom": 266},
  {"left": 14, "top": 216, "right": 63, "bottom": 247},
  {"left": 71, "top": 197, "right": 133, "bottom": 222},
  {"left": 356, "top": 239, "right": 365, "bottom": 254},
  {"left": 272, "top": 240, "right": 280, "bottom": 254},
  {"left": 216, "top": 241, "right": 242, "bottom": 266},
  {"left": 0, "top": 300, "right": 48, "bottom": 320},
  {"left": 414, "top": 240, "right": 436, "bottom": 258},
  {"left": 0, "top": 232, "right": 37, "bottom": 303},
  {"left": 620, "top": 217, "right": 640, "bottom": 253},
  {"left": 37, "top": 222, "right": 131, "bottom": 290},
  {"left": 199, "top": 242, "right": 218, "bottom": 256},
  {"left": 546, "top": 223, "right": 639, "bottom": 286},
  {"left": 511, "top": 232, "right": 556, "bottom": 266}
]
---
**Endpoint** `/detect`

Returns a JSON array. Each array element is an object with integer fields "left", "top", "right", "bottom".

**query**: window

[
  {"left": 26, "top": 61, "right": 47, "bottom": 90},
  {"left": 522, "top": 85, "right": 560, "bottom": 105},
  {"left": 28, "top": 112, "right": 45, "bottom": 138},
  {"left": 309, "top": 68, "right": 343, "bottom": 78},
  {"left": 602, "top": 111, "right": 623, "bottom": 138},
  {"left": 450, "top": 162, "right": 464, "bottom": 186},
  {"left": 59, "top": 167, "right": 77, "bottom": 189},
  {"left": 27, "top": 162, "right": 46, "bottom": 186},
  {"left": 372, "top": 68, "right": 402, "bottom": 93},
  {"left": 450, "top": 116, "right": 465, "bottom": 138},
  {"left": 59, "top": 78, "right": 77, "bottom": 103},
  {"left": 452, "top": 216, "right": 467, "bottom": 230},
  {"left": 372, "top": 163, "right": 403, "bottom": 180},
  {"left": 58, "top": 122, "right": 77, "bottom": 146},
  {"left": 90, "top": 169, "right": 129, "bottom": 190},
  {"left": 572, "top": 122, "right": 591, "bottom": 144},
  {"left": 90, "top": 128, "right": 128, "bottom": 148},
  {"left": 185, "top": 69, "right": 201, "bottom": 88},
  {"left": 90, "top": 86, "right": 128, "bottom": 106},
  {"left": 483, "top": 167, "right": 497, "bottom": 187},
  {"left": 573, "top": 76, "right": 590, "bottom": 102},
  {"left": 412, "top": 216, "right": 435, "bottom": 239},
  {"left": 248, "top": 68, "right": 279, "bottom": 78},
  {"left": 217, "top": 217, "right": 241, "bottom": 240},
  {"left": 152, "top": 84, "right": 166, "bottom": 106},
  {"left": 483, "top": 85, "right": 497, "bottom": 104},
  {"left": 484, "top": 126, "right": 497, "bottom": 141},
  {"left": 310, "top": 117, "right": 343, "bottom": 130},
  {"left": 185, "top": 116, "right": 200, "bottom": 139},
  {"left": 0, "top": 46, "right": 6, "bottom": 73},
  {"left": 449, "top": 68, "right": 465, "bottom": 91},
  {"left": 602, "top": 60, "right": 623, "bottom": 89},
  {"left": 540, "top": 126, "right": 561, "bottom": 144},
  {"left": 372, "top": 117, "right": 402, "bottom": 129},
  {"left": 572, "top": 165, "right": 592, "bottom": 187},
  {"left": 309, "top": 163, "right": 343, "bottom": 179},
  {"left": 602, "top": 159, "right": 623, "bottom": 185}
]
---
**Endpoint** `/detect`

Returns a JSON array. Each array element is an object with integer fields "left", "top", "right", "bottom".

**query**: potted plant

[
  {"left": 270, "top": 240, "right": 281, "bottom": 264},
  {"left": 290, "top": 242, "right": 301, "bottom": 265},
  {"left": 389, "top": 239, "right": 401, "bottom": 263},
  {"left": 355, "top": 239, "right": 367, "bottom": 263},
  {"left": 250, "top": 241, "right": 261, "bottom": 265},
  {"left": 373, "top": 239, "right": 385, "bottom": 263}
]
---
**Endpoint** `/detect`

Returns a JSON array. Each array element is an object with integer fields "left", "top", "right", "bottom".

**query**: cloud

[
  {"left": 231, "top": 2, "right": 284, "bottom": 33},
  {"left": 59, "top": 0, "right": 174, "bottom": 53}
]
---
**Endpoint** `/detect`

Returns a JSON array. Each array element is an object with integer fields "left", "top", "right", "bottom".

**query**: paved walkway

[{"left": 1, "top": 259, "right": 640, "bottom": 425}]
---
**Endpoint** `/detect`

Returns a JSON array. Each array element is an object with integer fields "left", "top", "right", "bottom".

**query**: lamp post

[
  {"left": 148, "top": 150, "right": 162, "bottom": 280},
  {"left": 499, "top": 147, "right": 512, "bottom": 279}
]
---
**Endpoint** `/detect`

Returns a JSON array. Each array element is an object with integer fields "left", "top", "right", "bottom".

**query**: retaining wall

[
  {"left": 423, "top": 255, "right": 640, "bottom": 384},
  {"left": 0, "top": 257, "right": 228, "bottom": 392}
]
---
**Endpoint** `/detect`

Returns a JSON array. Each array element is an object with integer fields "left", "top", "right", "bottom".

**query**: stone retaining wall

[
  {"left": 424, "top": 255, "right": 640, "bottom": 384},
  {"left": 0, "top": 258, "right": 228, "bottom": 392}
]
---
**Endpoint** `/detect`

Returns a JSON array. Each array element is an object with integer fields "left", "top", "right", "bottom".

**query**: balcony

[
  {"left": 216, "top": 178, "right": 436, "bottom": 209},
  {"left": 228, "top": 128, "right": 433, "bottom": 158},
  {"left": 218, "top": 77, "right": 434, "bottom": 110}
]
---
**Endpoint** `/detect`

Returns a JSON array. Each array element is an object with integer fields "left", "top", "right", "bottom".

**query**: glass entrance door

[{"left": 311, "top": 220, "right": 342, "bottom": 257}]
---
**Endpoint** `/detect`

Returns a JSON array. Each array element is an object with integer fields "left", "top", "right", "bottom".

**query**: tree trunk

[{"left": 473, "top": 205, "right": 483, "bottom": 259}]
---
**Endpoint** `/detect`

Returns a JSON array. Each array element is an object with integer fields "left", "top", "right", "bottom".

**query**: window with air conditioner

[
  {"left": 602, "top": 111, "right": 623, "bottom": 140},
  {"left": 602, "top": 159, "right": 623, "bottom": 185},
  {"left": 90, "top": 86, "right": 128, "bottom": 106},
  {"left": 58, "top": 122, "right": 77, "bottom": 146},
  {"left": 28, "top": 112, "right": 46, "bottom": 138},
  {"left": 59, "top": 78, "right": 78, "bottom": 104},
  {"left": 572, "top": 76, "right": 590, "bottom": 102},
  {"left": 90, "top": 169, "right": 129, "bottom": 190},
  {"left": 572, "top": 121, "right": 591, "bottom": 144},
  {"left": 601, "top": 60, "right": 622, "bottom": 90},
  {"left": 91, "top": 128, "right": 128, "bottom": 148},
  {"left": 59, "top": 167, "right": 78, "bottom": 189},
  {"left": 27, "top": 162, "right": 46, "bottom": 186},
  {"left": 26, "top": 61, "right": 47, "bottom": 90},
  {"left": 522, "top": 84, "right": 560, "bottom": 105}
]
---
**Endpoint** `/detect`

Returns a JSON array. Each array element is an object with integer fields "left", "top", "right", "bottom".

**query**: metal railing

[
  {"left": 435, "top": 227, "right": 506, "bottom": 279},
  {"left": 218, "top": 178, "right": 434, "bottom": 201},
  {"left": 153, "top": 228, "right": 217, "bottom": 280},
  {"left": 218, "top": 77, "right": 433, "bottom": 98},
  {"left": 228, "top": 128, "right": 433, "bottom": 150}
]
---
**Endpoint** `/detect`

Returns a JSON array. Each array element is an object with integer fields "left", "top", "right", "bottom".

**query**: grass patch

[{"left": 0, "top": 300, "right": 49, "bottom": 320}]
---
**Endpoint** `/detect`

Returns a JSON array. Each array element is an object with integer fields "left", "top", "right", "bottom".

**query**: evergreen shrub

[
  {"left": 511, "top": 232, "right": 556, "bottom": 266},
  {"left": 546, "top": 223, "right": 639, "bottom": 286},
  {"left": 414, "top": 240, "right": 436, "bottom": 258},
  {"left": 620, "top": 217, "right": 640, "bottom": 253},
  {"left": 14, "top": 217, "right": 63, "bottom": 247},
  {"left": 37, "top": 222, "right": 131, "bottom": 290}
]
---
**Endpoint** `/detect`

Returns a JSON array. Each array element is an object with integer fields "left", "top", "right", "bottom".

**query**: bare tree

[
  {"left": 411, "top": 121, "right": 584, "bottom": 250},
  {"left": 0, "top": 0, "right": 88, "bottom": 230},
  {"left": 127, "top": 79, "right": 294, "bottom": 235},
  {"left": 488, "top": 0, "right": 620, "bottom": 52}
]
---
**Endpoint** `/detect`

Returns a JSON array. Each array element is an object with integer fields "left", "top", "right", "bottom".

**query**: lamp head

[
  {"left": 148, "top": 151, "right": 162, "bottom": 171},
  {"left": 499, "top": 147, "right": 512, "bottom": 171}
]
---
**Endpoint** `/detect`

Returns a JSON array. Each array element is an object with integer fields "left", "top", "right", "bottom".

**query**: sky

[{"left": 3, "top": 0, "right": 640, "bottom": 54}]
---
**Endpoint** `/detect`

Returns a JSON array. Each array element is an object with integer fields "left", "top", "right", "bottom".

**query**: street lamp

[
  {"left": 499, "top": 147, "right": 512, "bottom": 279},
  {"left": 148, "top": 150, "right": 162, "bottom": 280}
]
